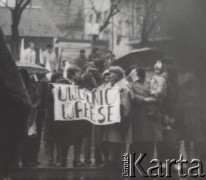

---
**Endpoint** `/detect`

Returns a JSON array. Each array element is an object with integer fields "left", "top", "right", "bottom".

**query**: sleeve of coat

[
  {"left": 153, "top": 76, "right": 167, "bottom": 99},
  {"left": 129, "top": 85, "right": 145, "bottom": 104},
  {"left": 120, "top": 88, "right": 131, "bottom": 117}
]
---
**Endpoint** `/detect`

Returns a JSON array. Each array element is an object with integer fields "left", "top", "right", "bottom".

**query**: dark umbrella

[
  {"left": 16, "top": 62, "right": 50, "bottom": 74},
  {"left": 112, "top": 47, "right": 164, "bottom": 74}
]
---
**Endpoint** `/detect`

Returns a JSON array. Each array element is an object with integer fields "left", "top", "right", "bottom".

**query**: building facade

[
  {"left": 84, "top": 0, "right": 145, "bottom": 58},
  {"left": 84, "top": 0, "right": 168, "bottom": 58}
]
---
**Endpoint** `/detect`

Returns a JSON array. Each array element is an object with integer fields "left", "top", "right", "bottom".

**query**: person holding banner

[
  {"left": 47, "top": 68, "right": 83, "bottom": 167},
  {"left": 96, "top": 70, "right": 111, "bottom": 166},
  {"left": 102, "top": 66, "right": 130, "bottom": 167},
  {"left": 66, "top": 65, "right": 86, "bottom": 167},
  {"left": 44, "top": 72, "right": 64, "bottom": 166}
]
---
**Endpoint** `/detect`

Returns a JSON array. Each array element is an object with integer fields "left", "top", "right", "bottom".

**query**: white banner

[{"left": 53, "top": 84, "right": 121, "bottom": 125}]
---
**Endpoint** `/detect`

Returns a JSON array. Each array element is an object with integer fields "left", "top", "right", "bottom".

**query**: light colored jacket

[
  {"left": 42, "top": 50, "right": 57, "bottom": 72},
  {"left": 23, "top": 48, "right": 36, "bottom": 64},
  {"left": 150, "top": 74, "right": 167, "bottom": 100}
]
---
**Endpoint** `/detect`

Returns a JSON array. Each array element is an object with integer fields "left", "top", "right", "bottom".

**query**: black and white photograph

[{"left": 0, "top": 0, "right": 206, "bottom": 179}]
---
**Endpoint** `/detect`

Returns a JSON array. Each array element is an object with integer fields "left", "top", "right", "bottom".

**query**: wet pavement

[
  {"left": 10, "top": 139, "right": 196, "bottom": 179},
  {"left": 12, "top": 168, "right": 184, "bottom": 180},
  {"left": 13, "top": 168, "right": 122, "bottom": 180}
]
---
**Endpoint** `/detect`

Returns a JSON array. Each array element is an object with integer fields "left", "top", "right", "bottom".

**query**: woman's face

[
  {"left": 154, "top": 68, "right": 161, "bottom": 75},
  {"left": 110, "top": 72, "right": 119, "bottom": 83},
  {"left": 104, "top": 75, "right": 110, "bottom": 83}
]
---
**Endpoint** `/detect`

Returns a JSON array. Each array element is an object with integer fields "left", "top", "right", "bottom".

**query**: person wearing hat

[
  {"left": 149, "top": 60, "right": 167, "bottom": 101},
  {"left": 102, "top": 66, "right": 130, "bottom": 167},
  {"left": 47, "top": 66, "right": 84, "bottom": 167},
  {"left": 143, "top": 60, "right": 167, "bottom": 119},
  {"left": 101, "top": 70, "right": 110, "bottom": 88},
  {"left": 125, "top": 67, "right": 163, "bottom": 170},
  {"left": 93, "top": 70, "right": 111, "bottom": 166}
]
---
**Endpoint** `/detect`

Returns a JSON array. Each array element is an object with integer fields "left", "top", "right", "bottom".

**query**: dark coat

[
  {"left": 0, "top": 28, "right": 31, "bottom": 176},
  {"left": 75, "top": 56, "right": 87, "bottom": 70},
  {"left": 175, "top": 80, "right": 204, "bottom": 142},
  {"left": 125, "top": 80, "right": 162, "bottom": 143},
  {"left": 44, "top": 78, "right": 82, "bottom": 145}
]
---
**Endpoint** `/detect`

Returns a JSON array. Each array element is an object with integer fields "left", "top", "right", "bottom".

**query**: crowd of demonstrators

[{"left": 10, "top": 45, "right": 206, "bottom": 170}]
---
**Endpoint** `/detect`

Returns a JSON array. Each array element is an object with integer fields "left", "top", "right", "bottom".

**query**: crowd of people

[{"left": 9, "top": 43, "right": 206, "bottom": 171}]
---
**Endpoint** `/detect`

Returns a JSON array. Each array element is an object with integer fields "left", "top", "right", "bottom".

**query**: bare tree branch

[
  {"left": 2, "top": 0, "right": 32, "bottom": 56},
  {"left": 19, "top": 0, "right": 31, "bottom": 15},
  {"left": 99, "top": 0, "right": 122, "bottom": 32},
  {"left": 89, "top": 0, "right": 98, "bottom": 14},
  {"left": 0, "top": 0, "right": 13, "bottom": 11},
  {"left": 87, "top": 0, "right": 121, "bottom": 34},
  {"left": 139, "top": 0, "right": 163, "bottom": 46}
]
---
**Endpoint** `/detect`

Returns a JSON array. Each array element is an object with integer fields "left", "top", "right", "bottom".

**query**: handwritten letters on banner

[{"left": 53, "top": 84, "right": 121, "bottom": 125}]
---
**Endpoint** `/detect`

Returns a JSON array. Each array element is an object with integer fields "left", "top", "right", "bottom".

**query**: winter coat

[
  {"left": 102, "top": 78, "right": 131, "bottom": 143},
  {"left": 44, "top": 78, "right": 81, "bottom": 144},
  {"left": 125, "top": 80, "right": 162, "bottom": 143}
]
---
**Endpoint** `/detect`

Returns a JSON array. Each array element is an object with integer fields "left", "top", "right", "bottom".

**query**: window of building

[
  {"left": 96, "top": 12, "right": 101, "bottom": 23},
  {"left": 104, "top": 10, "right": 109, "bottom": 20},
  {"left": 0, "top": 0, "right": 8, "bottom": 7},
  {"left": 89, "top": 13, "right": 93, "bottom": 23}
]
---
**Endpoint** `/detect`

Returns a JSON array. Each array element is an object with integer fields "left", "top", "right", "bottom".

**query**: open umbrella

[
  {"left": 16, "top": 61, "right": 50, "bottom": 74},
  {"left": 112, "top": 47, "right": 164, "bottom": 73}
]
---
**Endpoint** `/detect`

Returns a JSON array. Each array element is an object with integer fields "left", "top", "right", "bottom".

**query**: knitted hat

[
  {"left": 154, "top": 60, "right": 163, "bottom": 70},
  {"left": 109, "top": 66, "right": 125, "bottom": 79},
  {"left": 102, "top": 69, "right": 110, "bottom": 77}
]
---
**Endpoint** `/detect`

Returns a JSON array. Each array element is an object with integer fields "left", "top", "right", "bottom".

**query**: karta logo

[{"left": 122, "top": 153, "right": 205, "bottom": 178}]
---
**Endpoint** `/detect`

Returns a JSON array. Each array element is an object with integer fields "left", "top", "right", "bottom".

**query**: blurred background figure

[
  {"left": 23, "top": 42, "right": 36, "bottom": 64},
  {"left": 88, "top": 48, "right": 105, "bottom": 73},
  {"left": 88, "top": 48, "right": 100, "bottom": 63},
  {"left": 104, "top": 50, "right": 115, "bottom": 69},
  {"left": 74, "top": 49, "right": 88, "bottom": 71},
  {"left": 175, "top": 72, "right": 204, "bottom": 161},
  {"left": 42, "top": 44, "right": 57, "bottom": 73}
]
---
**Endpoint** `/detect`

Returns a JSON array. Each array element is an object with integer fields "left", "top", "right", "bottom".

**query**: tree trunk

[
  {"left": 139, "top": 32, "right": 149, "bottom": 47},
  {"left": 11, "top": 12, "right": 21, "bottom": 60},
  {"left": 139, "top": 0, "right": 149, "bottom": 48},
  {"left": 11, "top": 25, "right": 20, "bottom": 60}
]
